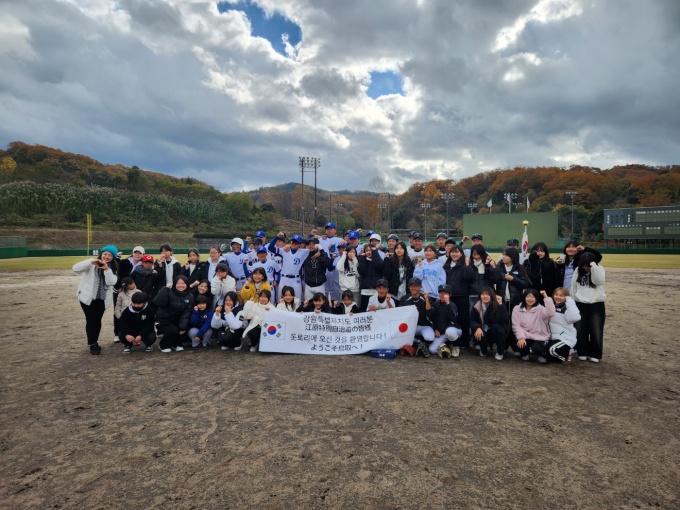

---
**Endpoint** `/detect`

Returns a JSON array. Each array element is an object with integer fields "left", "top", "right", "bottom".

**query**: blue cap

[
  {"left": 256, "top": 230, "right": 266, "bottom": 238},
  {"left": 325, "top": 222, "right": 336, "bottom": 229},
  {"left": 367, "top": 230, "right": 375, "bottom": 236},
  {"left": 291, "top": 234, "right": 303, "bottom": 243},
  {"left": 256, "top": 246, "right": 267, "bottom": 254},
  {"left": 348, "top": 231, "right": 359, "bottom": 239},
  {"left": 338, "top": 243, "right": 348, "bottom": 249},
  {"left": 100, "top": 245, "right": 119, "bottom": 258}
]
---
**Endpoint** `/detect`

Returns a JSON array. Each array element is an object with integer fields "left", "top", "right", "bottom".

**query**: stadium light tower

[
  {"left": 566, "top": 191, "right": 578, "bottom": 237},
  {"left": 441, "top": 193, "right": 455, "bottom": 236},
  {"left": 299, "top": 156, "right": 321, "bottom": 232},
  {"left": 421, "top": 202, "right": 431, "bottom": 240},
  {"left": 504, "top": 192, "right": 517, "bottom": 214}
]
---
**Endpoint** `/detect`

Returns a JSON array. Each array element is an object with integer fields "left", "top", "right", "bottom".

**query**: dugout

[
  {"left": 604, "top": 205, "right": 680, "bottom": 249},
  {"left": 462, "top": 212, "right": 558, "bottom": 250}
]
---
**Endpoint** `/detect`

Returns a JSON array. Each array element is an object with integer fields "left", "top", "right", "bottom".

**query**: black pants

[
  {"left": 156, "top": 323, "right": 186, "bottom": 349},
  {"left": 546, "top": 340, "right": 571, "bottom": 362},
  {"left": 575, "top": 301, "right": 606, "bottom": 360},
  {"left": 475, "top": 323, "right": 510, "bottom": 356},
  {"left": 452, "top": 295, "right": 470, "bottom": 347},
  {"left": 119, "top": 331, "right": 156, "bottom": 348},
  {"left": 512, "top": 338, "right": 547, "bottom": 357},
  {"left": 112, "top": 290, "right": 120, "bottom": 336},
  {"left": 80, "top": 299, "right": 106, "bottom": 346},
  {"left": 219, "top": 328, "right": 244, "bottom": 349},
  {"left": 246, "top": 327, "right": 261, "bottom": 348}
]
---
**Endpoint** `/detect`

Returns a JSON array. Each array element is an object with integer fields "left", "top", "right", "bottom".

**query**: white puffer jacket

[
  {"left": 73, "top": 259, "right": 118, "bottom": 307},
  {"left": 548, "top": 297, "right": 581, "bottom": 348}
]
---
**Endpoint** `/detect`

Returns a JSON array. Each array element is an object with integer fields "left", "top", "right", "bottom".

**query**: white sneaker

[
  {"left": 451, "top": 346, "right": 460, "bottom": 358},
  {"left": 521, "top": 355, "right": 530, "bottom": 361},
  {"left": 250, "top": 346, "right": 258, "bottom": 352},
  {"left": 234, "top": 344, "right": 242, "bottom": 351},
  {"left": 474, "top": 345, "right": 481, "bottom": 351},
  {"left": 221, "top": 346, "right": 229, "bottom": 351},
  {"left": 174, "top": 346, "right": 184, "bottom": 352},
  {"left": 537, "top": 356, "right": 547, "bottom": 363},
  {"left": 114, "top": 335, "right": 120, "bottom": 343},
  {"left": 494, "top": 353, "right": 504, "bottom": 361},
  {"left": 578, "top": 355, "right": 588, "bottom": 361},
  {"left": 513, "top": 351, "right": 522, "bottom": 357},
  {"left": 159, "top": 347, "right": 172, "bottom": 353},
  {"left": 588, "top": 357, "right": 600, "bottom": 363}
]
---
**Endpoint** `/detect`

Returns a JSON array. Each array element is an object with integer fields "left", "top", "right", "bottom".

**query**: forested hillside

[{"left": 1, "top": 142, "right": 678, "bottom": 241}]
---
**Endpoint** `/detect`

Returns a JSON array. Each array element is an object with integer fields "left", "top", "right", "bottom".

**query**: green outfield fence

[{"left": 0, "top": 237, "right": 28, "bottom": 259}]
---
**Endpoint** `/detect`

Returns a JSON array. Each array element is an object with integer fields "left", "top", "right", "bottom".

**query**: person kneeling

[
  {"left": 470, "top": 287, "right": 511, "bottom": 360},
  {"left": 242, "top": 289, "right": 273, "bottom": 352},
  {"left": 118, "top": 292, "right": 156, "bottom": 353},
  {"left": 366, "top": 279, "right": 395, "bottom": 311},
  {"left": 399, "top": 277, "right": 436, "bottom": 352},
  {"left": 511, "top": 289, "right": 556, "bottom": 362},
  {"left": 188, "top": 295, "right": 215, "bottom": 349},
  {"left": 433, "top": 284, "right": 463, "bottom": 357}
]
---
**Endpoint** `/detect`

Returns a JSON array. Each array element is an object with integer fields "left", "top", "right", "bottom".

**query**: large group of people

[{"left": 74, "top": 223, "right": 606, "bottom": 363}]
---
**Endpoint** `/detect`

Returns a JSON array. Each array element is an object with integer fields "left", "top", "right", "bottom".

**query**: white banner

[{"left": 258, "top": 306, "right": 419, "bottom": 355}]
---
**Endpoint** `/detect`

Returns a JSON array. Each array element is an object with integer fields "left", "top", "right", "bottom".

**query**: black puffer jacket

[
  {"left": 443, "top": 260, "right": 475, "bottom": 296},
  {"left": 495, "top": 263, "right": 531, "bottom": 307},
  {"left": 358, "top": 251, "right": 384, "bottom": 291},
  {"left": 383, "top": 256, "right": 414, "bottom": 297},
  {"left": 153, "top": 286, "right": 194, "bottom": 330}
]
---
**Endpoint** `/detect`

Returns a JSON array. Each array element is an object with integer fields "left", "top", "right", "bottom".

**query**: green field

[{"left": 1, "top": 253, "right": 679, "bottom": 271}]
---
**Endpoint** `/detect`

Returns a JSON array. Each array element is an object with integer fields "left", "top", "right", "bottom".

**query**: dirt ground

[{"left": 0, "top": 268, "right": 678, "bottom": 510}]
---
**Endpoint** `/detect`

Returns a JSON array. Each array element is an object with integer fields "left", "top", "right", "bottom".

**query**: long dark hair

[
  {"left": 563, "top": 240, "right": 581, "bottom": 264},
  {"left": 479, "top": 287, "right": 501, "bottom": 322},
  {"left": 530, "top": 242, "right": 552, "bottom": 268},
  {"left": 280, "top": 286, "right": 296, "bottom": 310},
  {"left": 502, "top": 247, "right": 531, "bottom": 279},
  {"left": 344, "top": 246, "right": 358, "bottom": 272},
  {"left": 391, "top": 242, "right": 414, "bottom": 271},
  {"left": 470, "top": 244, "right": 490, "bottom": 264},
  {"left": 575, "top": 252, "right": 598, "bottom": 288}
]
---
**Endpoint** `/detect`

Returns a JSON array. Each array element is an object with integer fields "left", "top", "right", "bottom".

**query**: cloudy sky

[{"left": 1, "top": 0, "right": 678, "bottom": 193}]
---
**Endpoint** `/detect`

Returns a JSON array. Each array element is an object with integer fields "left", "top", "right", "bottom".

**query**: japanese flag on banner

[
  {"left": 521, "top": 227, "right": 529, "bottom": 263},
  {"left": 259, "top": 307, "right": 419, "bottom": 355}
]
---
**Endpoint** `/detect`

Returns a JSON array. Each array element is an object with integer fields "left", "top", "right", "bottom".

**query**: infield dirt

[{"left": 0, "top": 268, "right": 678, "bottom": 509}]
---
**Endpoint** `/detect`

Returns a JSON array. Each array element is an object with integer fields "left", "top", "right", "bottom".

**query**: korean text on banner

[{"left": 258, "top": 306, "right": 419, "bottom": 355}]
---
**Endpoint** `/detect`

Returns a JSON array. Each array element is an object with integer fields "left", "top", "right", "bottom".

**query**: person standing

[
  {"left": 571, "top": 252, "right": 606, "bottom": 363},
  {"left": 73, "top": 245, "right": 119, "bottom": 355}
]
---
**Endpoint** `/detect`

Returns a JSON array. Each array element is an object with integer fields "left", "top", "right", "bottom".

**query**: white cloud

[{"left": 0, "top": 0, "right": 678, "bottom": 194}]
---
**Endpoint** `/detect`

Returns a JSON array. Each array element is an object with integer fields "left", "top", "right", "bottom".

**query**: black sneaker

[
  {"left": 145, "top": 345, "right": 153, "bottom": 353},
  {"left": 123, "top": 346, "right": 132, "bottom": 353},
  {"left": 90, "top": 343, "right": 101, "bottom": 355}
]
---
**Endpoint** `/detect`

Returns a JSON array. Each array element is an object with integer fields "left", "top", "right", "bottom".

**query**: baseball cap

[
  {"left": 307, "top": 237, "right": 319, "bottom": 244},
  {"left": 438, "top": 284, "right": 452, "bottom": 295},
  {"left": 338, "top": 243, "right": 348, "bottom": 249},
  {"left": 256, "top": 230, "right": 266, "bottom": 238},
  {"left": 366, "top": 230, "right": 375, "bottom": 236},
  {"left": 412, "top": 232, "right": 423, "bottom": 240},
  {"left": 376, "top": 279, "right": 389, "bottom": 288},
  {"left": 471, "top": 233, "right": 483, "bottom": 241},
  {"left": 436, "top": 232, "right": 447, "bottom": 239},
  {"left": 408, "top": 277, "right": 422, "bottom": 286},
  {"left": 445, "top": 237, "right": 456, "bottom": 245},
  {"left": 251, "top": 237, "right": 263, "bottom": 245},
  {"left": 132, "top": 245, "right": 145, "bottom": 255},
  {"left": 348, "top": 231, "right": 359, "bottom": 239},
  {"left": 387, "top": 234, "right": 399, "bottom": 241},
  {"left": 256, "top": 246, "right": 268, "bottom": 254},
  {"left": 507, "top": 238, "right": 519, "bottom": 246},
  {"left": 141, "top": 255, "right": 154, "bottom": 263},
  {"left": 291, "top": 234, "right": 303, "bottom": 243},
  {"left": 369, "top": 233, "right": 381, "bottom": 242},
  {"left": 325, "top": 222, "right": 336, "bottom": 229},
  {"left": 231, "top": 237, "right": 244, "bottom": 246}
]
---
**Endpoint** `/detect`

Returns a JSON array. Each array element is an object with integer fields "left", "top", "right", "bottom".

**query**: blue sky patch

[
  {"left": 218, "top": 1, "right": 301, "bottom": 56},
  {"left": 367, "top": 71, "right": 404, "bottom": 99}
]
